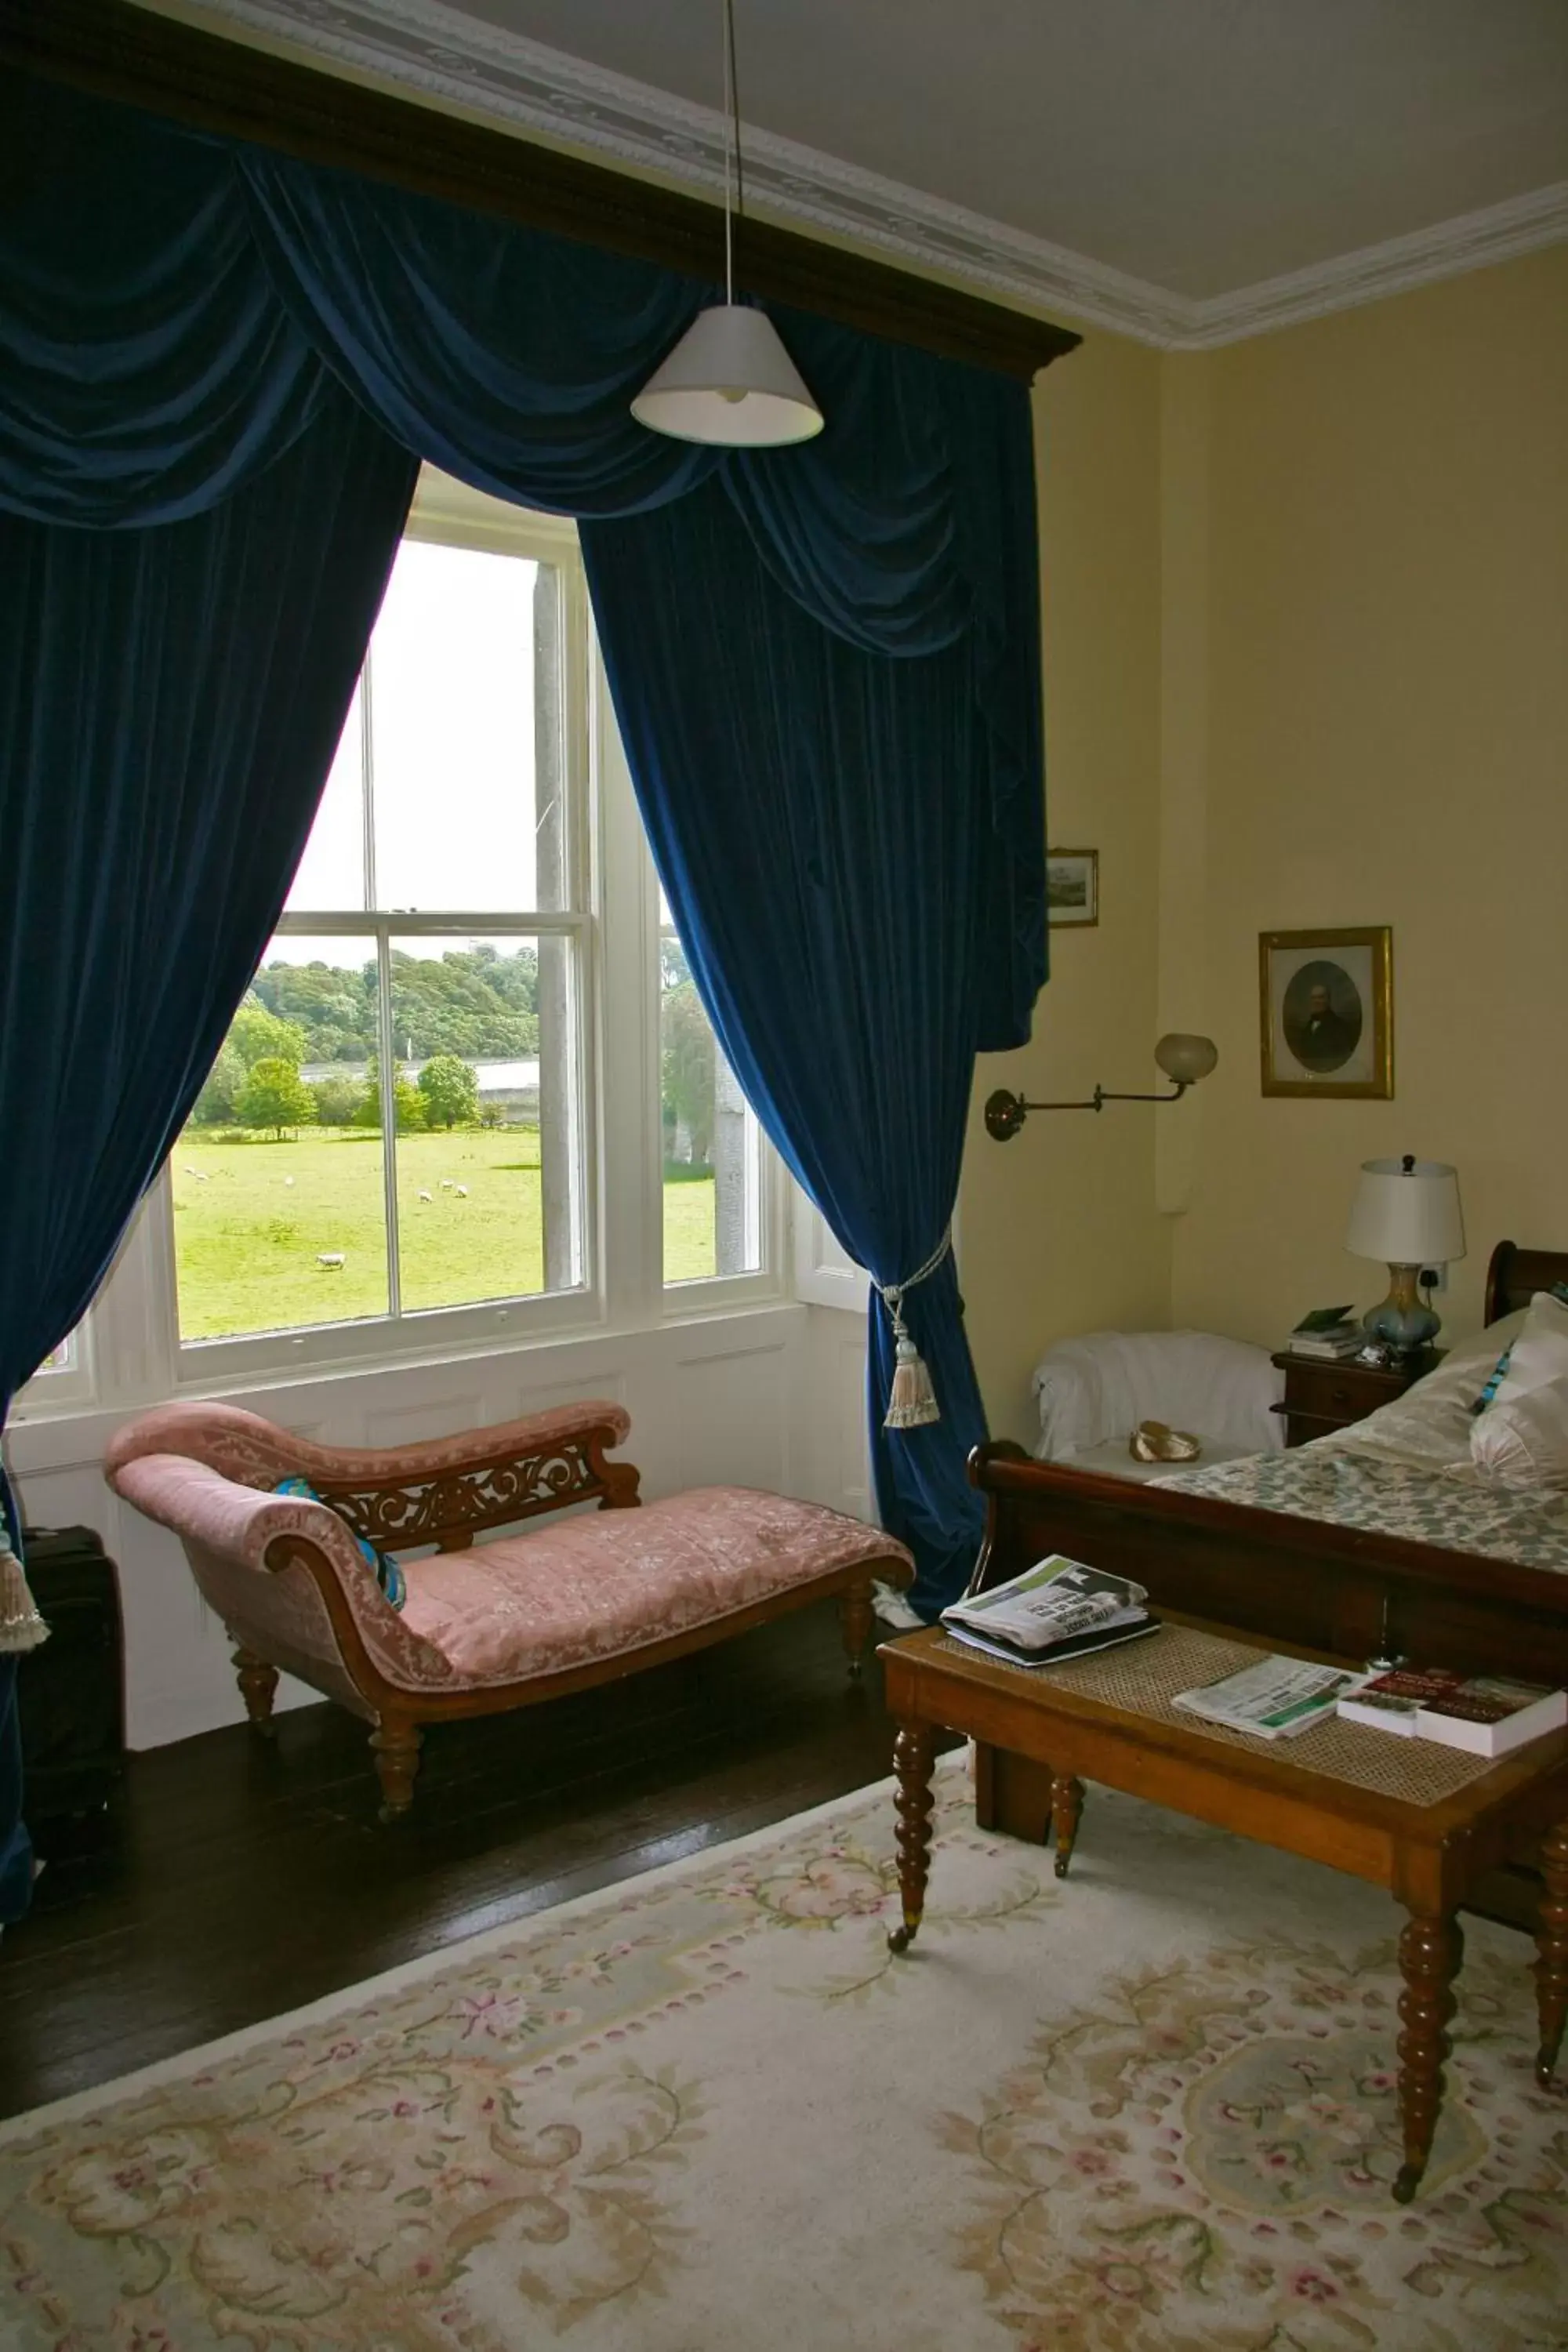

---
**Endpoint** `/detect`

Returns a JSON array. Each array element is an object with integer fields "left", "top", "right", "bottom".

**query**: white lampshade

[
  {"left": 1345, "top": 1157, "right": 1466, "bottom": 1266},
  {"left": 632, "top": 306, "right": 824, "bottom": 447},
  {"left": 1155, "top": 1033, "right": 1218, "bottom": 1086}
]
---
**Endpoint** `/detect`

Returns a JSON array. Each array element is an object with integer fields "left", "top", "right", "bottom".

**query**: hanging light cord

[{"left": 722, "top": 0, "right": 746, "bottom": 305}]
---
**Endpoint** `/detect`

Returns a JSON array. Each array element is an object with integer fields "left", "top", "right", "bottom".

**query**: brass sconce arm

[{"left": 983, "top": 1034, "right": 1218, "bottom": 1142}]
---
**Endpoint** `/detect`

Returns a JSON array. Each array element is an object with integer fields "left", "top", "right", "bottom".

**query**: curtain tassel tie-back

[
  {"left": 878, "top": 1229, "right": 951, "bottom": 1432},
  {"left": 0, "top": 1530, "right": 48, "bottom": 1656}
]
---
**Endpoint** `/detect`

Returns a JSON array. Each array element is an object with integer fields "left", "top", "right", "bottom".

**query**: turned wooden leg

[
  {"left": 887, "top": 1721, "right": 937, "bottom": 1954},
  {"left": 233, "top": 1647, "right": 279, "bottom": 1739},
  {"left": 1051, "top": 1774, "right": 1085, "bottom": 1879},
  {"left": 1393, "top": 1911, "right": 1463, "bottom": 2203},
  {"left": 839, "top": 1580, "right": 874, "bottom": 1679},
  {"left": 370, "top": 1718, "right": 423, "bottom": 1823},
  {"left": 1535, "top": 1817, "right": 1568, "bottom": 2089}
]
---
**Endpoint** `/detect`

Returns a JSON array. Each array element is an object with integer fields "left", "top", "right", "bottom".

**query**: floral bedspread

[{"left": 1154, "top": 1443, "right": 1568, "bottom": 1574}]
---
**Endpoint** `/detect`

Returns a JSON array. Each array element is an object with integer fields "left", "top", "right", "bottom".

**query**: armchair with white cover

[{"left": 1030, "top": 1330, "right": 1285, "bottom": 1483}]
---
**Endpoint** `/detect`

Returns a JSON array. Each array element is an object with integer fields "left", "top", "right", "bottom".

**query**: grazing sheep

[
  {"left": 283, "top": 1177, "right": 295, "bottom": 1188},
  {"left": 182, "top": 1164, "right": 198, "bottom": 1176},
  {"left": 439, "top": 1180, "right": 454, "bottom": 1190},
  {"left": 455, "top": 1185, "right": 469, "bottom": 1198},
  {"left": 193, "top": 1171, "right": 209, "bottom": 1182},
  {"left": 317, "top": 1252, "right": 346, "bottom": 1269},
  {"left": 417, "top": 1189, "right": 433, "bottom": 1203}
]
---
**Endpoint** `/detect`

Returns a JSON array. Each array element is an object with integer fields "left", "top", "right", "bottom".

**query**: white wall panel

[{"left": 672, "top": 1345, "right": 791, "bottom": 1496}]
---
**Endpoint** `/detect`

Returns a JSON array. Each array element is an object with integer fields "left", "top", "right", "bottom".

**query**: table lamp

[{"left": 1345, "top": 1155, "right": 1465, "bottom": 1356}]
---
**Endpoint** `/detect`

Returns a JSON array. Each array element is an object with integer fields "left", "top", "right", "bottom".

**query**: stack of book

[
  {"left": 1338, "top": 1668, "right": 1568, "bottom": 1757},
  {"left": 941, "top": 1558, "right": 1159, "bottom": 1671},
  {"left": 1286, "top": 1305, "right": 1363, "bottom": 1360}
]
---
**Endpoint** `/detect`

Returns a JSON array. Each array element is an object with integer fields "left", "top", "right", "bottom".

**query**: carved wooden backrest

[
  {"left": 314, "top": 1433, "right": 638, "bottom": 1553},
  {"left": 105, "top": 1399, "right": 641, "bottom": 1555}
]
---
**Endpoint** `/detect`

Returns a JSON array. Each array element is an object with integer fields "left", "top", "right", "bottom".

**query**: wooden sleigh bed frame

[{"left": 964, "top": 1241, "right": 1568, "bottom": 1930}]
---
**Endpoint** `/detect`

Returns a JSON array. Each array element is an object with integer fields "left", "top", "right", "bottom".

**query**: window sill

[{"left": 6, "top": 1293, "right": 811, "bottom": 1479}]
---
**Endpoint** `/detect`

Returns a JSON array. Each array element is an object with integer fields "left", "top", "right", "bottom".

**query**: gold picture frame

[
  {"left": 1047, "top": 848, "right": 1098, "bottom": 927},
  {"left": 1259, "top": 927, "right": 1393, "bottom": 1098}
]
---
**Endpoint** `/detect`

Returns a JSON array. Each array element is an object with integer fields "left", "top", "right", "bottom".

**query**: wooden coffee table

[{"left": 880, "top": 1623, "right": 1568, "bottom": 2204}]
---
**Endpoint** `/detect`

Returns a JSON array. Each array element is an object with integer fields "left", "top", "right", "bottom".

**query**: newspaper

[
  {"left": 944, "top": 1617, "right": 1161, "bottom": 1672},
  {"left": 942, "top": 1556, "right": 1149, "bottom": 1656},
  {"left": 1173, "top": 1655, "right": 1366, "bottom": 1740}
]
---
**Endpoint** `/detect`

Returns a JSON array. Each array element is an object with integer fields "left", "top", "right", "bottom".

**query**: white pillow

[
  {"left": 1319, "top": 1308, "right": 1527, "bottom": 1472},
  {"left": 1490, "top": 1289, "right": 1568, "bottom": 1412},
  {"left": 1471, "top": 1372, "right": 1568, "bottom": 1490}
]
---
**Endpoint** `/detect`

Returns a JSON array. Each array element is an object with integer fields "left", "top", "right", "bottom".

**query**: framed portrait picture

[
  {"left": 1259, "top": 927, "right": 1393, "bottom": 1098},
  {"left": 1047, "top": 848, "right": 1098, "bottom": 927}
]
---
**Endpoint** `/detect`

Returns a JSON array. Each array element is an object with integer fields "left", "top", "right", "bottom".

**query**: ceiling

[
  {"left": 434, "top": 0, "right": 1568, "bottom": 298},
  {"left": 180, "top": 0, "right": 1568, "bottom": 340}
]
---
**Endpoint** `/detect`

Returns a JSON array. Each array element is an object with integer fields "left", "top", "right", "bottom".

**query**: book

[
  {"left": 941, "top": 1555, "right": 1151, "bottom": 1657},
  {"left": 1338, "top": 1668, "right": 1567, "bottom": 1756},
  {"left": 1293, "top": 1305, "right": 1356, "bottom": 1334},
  {"left": 1287, "top": 1330, "right": 1363, "bottom": 1359},
  {"left": 942, "top": 1617, "right": 1162, "bottom": 1672},
  {"left": 1172, "top": 1654, "right": 1364, "bottom": 1740}
]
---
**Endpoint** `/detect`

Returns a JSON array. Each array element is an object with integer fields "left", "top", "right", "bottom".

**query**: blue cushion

[{"left": 274, "top": 1476, "right": 405, "bottom": 1610}]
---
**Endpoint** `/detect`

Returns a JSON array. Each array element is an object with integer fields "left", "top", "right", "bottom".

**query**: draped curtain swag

[{"left": 0, "top": 75, "right": 1048, "bottom": 1909}]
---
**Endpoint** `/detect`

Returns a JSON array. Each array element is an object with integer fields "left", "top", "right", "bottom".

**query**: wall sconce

[{"left": 985, "top": 1033, "right": 1218, "bottom": 1142}]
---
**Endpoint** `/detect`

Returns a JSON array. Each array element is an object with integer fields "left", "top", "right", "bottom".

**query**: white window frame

[{"left": 13, "top": 472, "right": 787, "bottom": 1424}]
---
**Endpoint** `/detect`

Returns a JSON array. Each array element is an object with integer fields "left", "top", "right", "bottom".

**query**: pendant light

[{"left": 632, "top": 0, "right": 823, "bottom": 447}]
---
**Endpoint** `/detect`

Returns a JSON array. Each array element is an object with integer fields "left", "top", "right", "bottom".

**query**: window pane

[
  {"left": 175, "top": 937, "right": 389, "bottom": 1341},
  {"left": 660, "top": 931, "right": 762, "bottom": 1283},
  {"left": 369, "top": 541, "right": 568, "bottom": 914},
  {"left": 285, "top": 684, "right": 366, "bottom": 912},
  {"left": 390, "top": 935, "right": 583, "bottom": 1313}
]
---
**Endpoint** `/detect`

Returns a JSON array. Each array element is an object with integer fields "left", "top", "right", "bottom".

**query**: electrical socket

[{"left": 1420, "top": 1264, "right": 1449, "bottom": 1294}]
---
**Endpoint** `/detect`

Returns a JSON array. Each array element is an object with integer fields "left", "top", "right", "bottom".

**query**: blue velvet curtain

[
  {"left": 583, "top": 481, "right": 1004, "bottom": 1610},
  {"left": 0, "top": 78, "right": 1047, "bottom": 1910},
  {"left": 0, "top": 83, "right": 420, "bottom": 1918}
]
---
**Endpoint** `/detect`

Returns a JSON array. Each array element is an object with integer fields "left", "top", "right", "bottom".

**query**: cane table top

[{"left": 924, "top": 1623, "right": 1518, "bottom": 1809}]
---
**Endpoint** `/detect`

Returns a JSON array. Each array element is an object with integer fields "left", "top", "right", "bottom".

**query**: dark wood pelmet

[{"left": 0, "top": 0, "right": 1078, "bottom": 381}]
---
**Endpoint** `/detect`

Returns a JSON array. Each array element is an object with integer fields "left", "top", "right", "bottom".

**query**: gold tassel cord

[
  {"left": 0, "top": 1533, "right": 49, "bottom": 1655},
  {"left": 878, "top": 1229, "right": 951, "bottom": 1432}
]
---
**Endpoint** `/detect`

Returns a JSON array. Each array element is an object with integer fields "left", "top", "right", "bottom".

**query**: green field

[{"left": 172, "top": 1127, "right": 717, "bottom": 1338}]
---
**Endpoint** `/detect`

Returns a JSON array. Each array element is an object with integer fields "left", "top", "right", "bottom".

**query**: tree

[
  {"left": 229, "top": 996, "right": 310, "bottom": 1071},
  {"left": 661, "top": 982, "right": 715, "bottom": 1167},
  {"left": 193, "top": 1041, "right": 245, "bottom": 1126},
  {"left": 417, "top": 1055, "right": 480, "bottom": 1130},
  {"left": 354, "top": 1057, "right": 426, "bottom": 1132},
  {"left": 234, "top": 1056, "right": 318, "bottom": 1139},
  {"left": 310, "top": 1075, "right": 362, "bottom": 1128},
  {"left": 478, "top": 1099, "right": 506, "bottom": 1131}
]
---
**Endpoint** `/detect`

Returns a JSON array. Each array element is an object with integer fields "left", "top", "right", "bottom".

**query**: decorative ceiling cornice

[{"left": 151, "top": 0, "right": 1568, "bottom": 349}]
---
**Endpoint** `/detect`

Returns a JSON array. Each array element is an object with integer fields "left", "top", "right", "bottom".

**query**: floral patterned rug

[{"left": 2, "top": 1762, "right": 1565, "bottom": 2351}]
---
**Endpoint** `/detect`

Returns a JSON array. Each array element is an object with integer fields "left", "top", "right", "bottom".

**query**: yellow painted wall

[
  {"left": 961, "top": 331, "right": 1173, "bottom": 1439},
  {"left": 965, "top": 247, "right": 1568, "bottom": 1439},
  {"left": 1171, "top": 248, "right": 1568, "bottom": 1352}
]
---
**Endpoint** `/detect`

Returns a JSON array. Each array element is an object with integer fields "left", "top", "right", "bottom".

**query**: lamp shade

[
  {"left": 631, "top": 306, "right": 824, "bottom": 446},
  {"left": 1345, "top": 1157, "right": 1466, "bottom": 1265},
  {"left": 1155, "top": 1033, "right": 1218, "bottom": 1086}
]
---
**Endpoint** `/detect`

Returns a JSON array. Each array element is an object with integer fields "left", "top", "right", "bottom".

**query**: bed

[{"left": 964, "top": 1241, "right": 1568, "bottom": 1928}]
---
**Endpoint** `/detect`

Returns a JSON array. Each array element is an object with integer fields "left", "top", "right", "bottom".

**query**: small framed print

[
  {"left": 1047, "top": 848, "right": 1098, "bottom": 927},
  {"left": 1259, "top": 926, "right": 1393, "bottom": 1098}
]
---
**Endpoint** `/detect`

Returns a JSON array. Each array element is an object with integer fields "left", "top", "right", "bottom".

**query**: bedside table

[{"left": 1270, "top": 1348, "right": 1444, "bottom": 1448}]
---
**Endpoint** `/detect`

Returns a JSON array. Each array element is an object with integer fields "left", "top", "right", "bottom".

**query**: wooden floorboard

[{"left": 0, "top": 1610, "right": 949, "bottom": 2120}]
